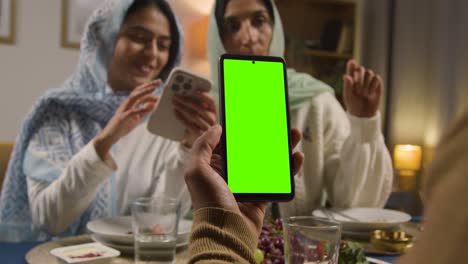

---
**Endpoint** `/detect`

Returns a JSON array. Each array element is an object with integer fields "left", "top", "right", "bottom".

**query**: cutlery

[
  {"left": 328, "top": 208, "right": 361, "bottom": 222},
  {"left": 366, "top": 257, "right": 391, "bottom": 264},
  {"left": 319, "top": 208, "right": 337, "bottom": 221}
]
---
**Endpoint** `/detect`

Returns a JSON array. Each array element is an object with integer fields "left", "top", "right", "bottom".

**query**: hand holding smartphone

[
  {"left": 218, "top": 54, "right": 294, "bottom": 201},
  {"left": 147, "top": 67, "right": 212, "bottom": 141}
]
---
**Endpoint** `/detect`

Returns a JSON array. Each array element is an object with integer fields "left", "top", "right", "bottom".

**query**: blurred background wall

[
  {"left": 0, "top": 0, "right": 79, "bottom": 140},
  {"left": 0, "top": 0, "right": 467, "bottom": 166}
]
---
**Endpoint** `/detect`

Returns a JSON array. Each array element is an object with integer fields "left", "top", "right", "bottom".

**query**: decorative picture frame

[
  {"left": 0, "top": 0, "right": 16, "bottom": 44},
  {"left": 61, "top": 0, "right": 100, "bottom": 49}
]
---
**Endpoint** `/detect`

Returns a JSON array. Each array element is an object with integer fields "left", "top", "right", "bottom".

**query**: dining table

[
  {"left": 1, "top": 235, "right": 402, "bottom": 264},
  {"left": 1, "top": 235, "right": 190, "bottom": 264},
  {"left": 1, "top": 213, "right": 424, "bottom": 264}
]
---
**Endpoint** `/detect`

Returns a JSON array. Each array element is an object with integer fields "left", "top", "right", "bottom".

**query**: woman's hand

[
  {"left": 343, "top": 60, "right": 383, "bottom": 118},
  {"left": 172, "top": 91, "right": 217, "bottom": 148},
  {"left": 184, "top": 126, "right": 304, "bottom": 237},
  {"left": 94, "top": 80, "right": 161, "bottom": 160}
]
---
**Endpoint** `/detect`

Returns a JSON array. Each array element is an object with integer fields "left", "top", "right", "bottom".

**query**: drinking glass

[
  {"left": 132, "top": 197, "right": 181, "bottom": 264},
  {"left": 284, "top": 216, "right": 341, "bottom": 264}
]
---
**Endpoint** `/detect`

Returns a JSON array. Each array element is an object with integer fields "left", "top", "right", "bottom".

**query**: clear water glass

[
  {"left": 284, "top": 216, "right": 341, "bottom": 264},
  {"left": 132, "top": 197, "right": 181, "bottom": 264}
]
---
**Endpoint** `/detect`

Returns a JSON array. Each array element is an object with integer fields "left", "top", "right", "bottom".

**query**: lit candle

[{"left": 393, "top": 145, "right": 422, "bottom": 176}]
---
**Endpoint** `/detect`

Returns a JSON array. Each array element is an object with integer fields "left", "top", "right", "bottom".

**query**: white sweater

[
  {"left": 279, "top": 92, "right": 393, "bottom": 217},
  {"left": 26, "top": 121, "right": 191, "bottom": 235}
]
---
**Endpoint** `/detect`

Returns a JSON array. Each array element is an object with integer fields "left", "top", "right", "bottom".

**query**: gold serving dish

[{"left": 370, "top": 230, "right": 413, "bottom": 254}]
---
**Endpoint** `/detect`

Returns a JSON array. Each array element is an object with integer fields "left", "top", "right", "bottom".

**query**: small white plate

[
  {"left": 87, "top": 216, "right": 192, "bottom": 245},
  {"left": 50, "top": 242, "right": 120, "bottom": 263},
  {"left": 312, "top": 208, "right": 411, "bottom": 231}
]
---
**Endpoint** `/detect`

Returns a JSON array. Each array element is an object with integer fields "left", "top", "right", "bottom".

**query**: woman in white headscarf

[
  {"left": 207, "top": 0, "right": 393, "bottom": 216},
  {"left": 0, "top": 0, "right": 215, "bottom": 241}
]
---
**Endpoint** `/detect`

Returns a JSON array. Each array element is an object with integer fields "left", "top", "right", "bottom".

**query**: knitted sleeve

[{"left": 188, "top": 208, "right": 258, "bottom": 264}]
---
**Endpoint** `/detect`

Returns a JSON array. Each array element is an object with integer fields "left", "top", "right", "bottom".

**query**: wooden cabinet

[{"left": 276, "top": 0, "right": 362, "bottom": 97}]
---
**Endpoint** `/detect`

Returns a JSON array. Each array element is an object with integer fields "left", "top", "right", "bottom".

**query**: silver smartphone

[{"left": 147, "top": 67, "right": 212, "bottom": 141}]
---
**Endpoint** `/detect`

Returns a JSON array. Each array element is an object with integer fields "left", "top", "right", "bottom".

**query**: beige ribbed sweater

[
  {"left": 188, "top": 208, "right": 258, "bottom": 264},
  {"left": 396, "top": 109, "right": 468, "bottom": 264}
]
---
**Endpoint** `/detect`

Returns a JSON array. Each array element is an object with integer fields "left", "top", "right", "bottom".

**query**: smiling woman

[
  {"left": 107, "top": 3, "right": 173, "bottom": 92},
  {"left": 0, "top": 0, "right": 216, "bottom": 242}
]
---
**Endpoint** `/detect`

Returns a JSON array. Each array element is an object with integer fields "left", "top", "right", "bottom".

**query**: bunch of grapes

[{"left": 256, "top": 218, "right": 285, "bottom": 264}]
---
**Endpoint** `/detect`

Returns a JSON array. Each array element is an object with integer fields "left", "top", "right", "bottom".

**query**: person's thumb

[{"left": 190, "top": 124, "right": 222, "bottom": 164}]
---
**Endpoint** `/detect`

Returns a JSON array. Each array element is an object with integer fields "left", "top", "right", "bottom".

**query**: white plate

[
  {"left": 87, "top": 216, "right": 192, "bottom": 245},
  {"left": 312, "top": 208, "right": 411, "bottom": 231},
  {"left": 92, "top": 234, "right": 188, "bottom": 255}
]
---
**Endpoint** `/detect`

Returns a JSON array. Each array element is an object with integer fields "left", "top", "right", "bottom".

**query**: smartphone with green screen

[{"left": 218, "top": 54, "right": 294, "bottom": 201}]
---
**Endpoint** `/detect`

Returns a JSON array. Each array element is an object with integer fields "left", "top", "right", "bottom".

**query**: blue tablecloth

[{"left": 0, "top": 241, "right": 40, "bottom": 264}]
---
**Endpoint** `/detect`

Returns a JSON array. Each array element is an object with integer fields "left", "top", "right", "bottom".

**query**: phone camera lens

[
  {"left": 175, "top": 75, "right": 184, "bottom": 83},
  {"left": 172, "top": 84, "right": 180, "bottom": 92},
  {"left": 252, "top": 61, "right": 255, "bottom": 64},
  {"left": 183, "top": 83, "right": 192, "bottom": 90}
]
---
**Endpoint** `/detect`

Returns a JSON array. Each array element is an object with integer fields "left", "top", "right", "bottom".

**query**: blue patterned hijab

[{"left": 0, "top": 0, "right": 182, "bottom": 242}]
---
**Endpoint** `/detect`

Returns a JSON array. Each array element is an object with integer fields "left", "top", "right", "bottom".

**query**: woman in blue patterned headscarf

[{"left": 0, "top": 0, "right": 216, "bottom": 242}]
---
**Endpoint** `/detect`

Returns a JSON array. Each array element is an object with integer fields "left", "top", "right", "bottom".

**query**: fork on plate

[{"left": 319, "top": 208, "right": 361, "bottom": 222}]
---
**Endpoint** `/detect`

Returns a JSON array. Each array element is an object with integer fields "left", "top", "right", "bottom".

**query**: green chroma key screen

[{"left": 222, "top": 58, "right": 291, "bottom": 194}]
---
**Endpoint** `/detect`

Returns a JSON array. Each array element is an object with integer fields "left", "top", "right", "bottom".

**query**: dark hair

[
  {"left": 123, "top": 0, "right": 180, "bottom": 81},
  {"left": 214, "top": 0, "right": 274, "bottom": 40}
]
